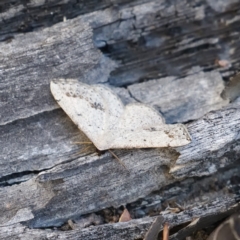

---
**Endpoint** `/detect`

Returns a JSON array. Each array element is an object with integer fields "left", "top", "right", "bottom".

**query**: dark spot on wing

[
  {"left": 150, "top": 127, "right": 156, "bottom": 131},
  {"left": 164, "top": 130, "right": 174, "bottom": 139},
  {"left": 90, "top": 102, "right": 105, "bottom": 111},
  {"left": 144, "top": 127, "right": 157, "bottom": 132},
  {"left": 66, "top": 92, "right": 70, "bottom": 97}
]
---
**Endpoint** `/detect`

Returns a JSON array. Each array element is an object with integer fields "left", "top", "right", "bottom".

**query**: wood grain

[{"left": 0, "top": 1, "right": 240, "bottom": 239}]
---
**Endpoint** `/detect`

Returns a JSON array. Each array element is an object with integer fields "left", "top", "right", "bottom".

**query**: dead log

[{"left": 0, "top": 1, "right": 240, "bottom": 239}]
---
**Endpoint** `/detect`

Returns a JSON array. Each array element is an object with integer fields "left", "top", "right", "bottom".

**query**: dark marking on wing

[
  {"left": 164, "top": 130, "right": 174, "bottom": 138},
  {"left": 90, "top": 102, "right": 105, "bottom": 111}
]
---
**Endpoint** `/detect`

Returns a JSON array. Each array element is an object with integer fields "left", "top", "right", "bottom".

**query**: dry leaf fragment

[
  {"left": 215, "top": 59, "right": 230, "bottom": 68},
  {"left": 60, "top": 219, "right": 75, "bottom": 231},
  {"left": 67, "top": 219, "right": 75, "bottom": 230},
  {"left": 119, "top": 208, "right": 132, "bottom": 222}
]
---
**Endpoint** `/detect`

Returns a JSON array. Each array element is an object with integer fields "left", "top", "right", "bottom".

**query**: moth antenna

[
  {"left": 73, "top": 142, "right": 93, "bottom": 144},
  {"left": 80, "top": 145, "right": 92, "bottom": 153},
  {"left": 108, "top": 149, "right": 128, "bottom": 170},
  {"left": 74, "top": 145, "right": 94, "bottom": 156}
]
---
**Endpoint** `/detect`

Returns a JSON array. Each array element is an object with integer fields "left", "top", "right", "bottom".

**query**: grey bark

[{"left": 0, "top": 1, "right": 240, "bottom": 240}]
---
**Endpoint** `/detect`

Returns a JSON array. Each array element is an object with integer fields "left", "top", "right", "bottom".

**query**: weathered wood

[
  {"left": 170, "top": 203, "right": 240, "bottom": 240},
  {"left": 144, "top": 216, "right": 163, "bottom": 240},
  {"left": 206, "top": 213, "right": 240, "bottom": 240},
  {"left": 0, "top": 0, "right": 240, "bottom": 86},
  {"left": 0, "top": 1, "right": 240, "bottom": 239},
  {"left": 0, "top": 101, "right": 239, "bottom": 229},
  {"left": 0, "top": 201, "right": 239, "bottom": 240},
  {"left": 128, "top": 71, "right": 228, "bottom": 123},
  {"left": 0, "top": 17, "right": 116, "bottom": 125}
]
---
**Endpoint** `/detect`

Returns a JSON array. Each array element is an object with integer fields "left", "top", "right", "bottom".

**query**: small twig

[
  {"left": 174, "top": 202, "right": 186, "bottom": 211},
  {"left": 163, "top": 222, "right": 169, "bottom": 240}
]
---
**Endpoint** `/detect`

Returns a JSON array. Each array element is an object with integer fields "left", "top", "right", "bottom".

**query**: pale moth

[{"left": 50, "top": 79, "right": 191, "bottom": 151}]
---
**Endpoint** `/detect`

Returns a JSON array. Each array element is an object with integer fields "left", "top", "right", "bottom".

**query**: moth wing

[
  {"left": 50, "top": 79, "right": 124, "bottom": 150},
  {"left": 109, "top": 104, "right": 191, "bottom": 148}
]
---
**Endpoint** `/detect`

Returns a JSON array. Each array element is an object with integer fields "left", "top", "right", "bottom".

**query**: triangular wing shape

[
  {"left": 50, "top": 79, "right": 124, "bottom": 150},
  {"left": 51, "top": 79, "right": 191, "bottom": 150},
  {"left": 108, "top": 104, "right": 191, "bottom": 148}
]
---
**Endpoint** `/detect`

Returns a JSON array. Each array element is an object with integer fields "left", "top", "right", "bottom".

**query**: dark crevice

[
  {"left": 126, "top": 87, "right": 141, "bottom": 103},
  {"left": 0, "top": 170, "right": 41, "bottom": 187},
  {"left": 0, "top": 106, "right": 61, "bottom": 128},
  {"left": 0, "top": 149, "right": 94, "bottom": 187}
]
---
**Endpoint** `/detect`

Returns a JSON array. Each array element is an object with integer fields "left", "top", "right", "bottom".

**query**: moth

[{"left": 50, "top": 79, "right": 191, "bottom": 151}]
